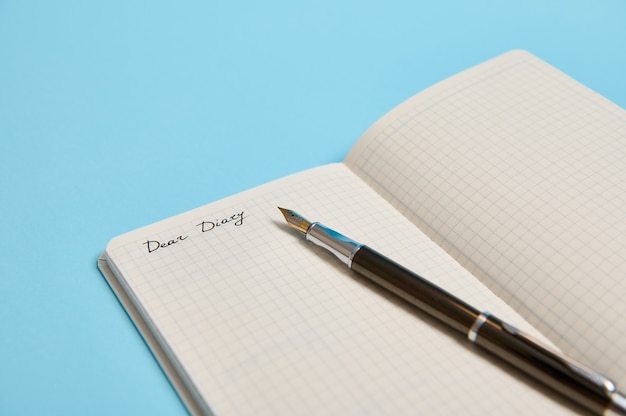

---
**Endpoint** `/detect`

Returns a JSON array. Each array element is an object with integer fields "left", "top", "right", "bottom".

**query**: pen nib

[{"left": 278, "top": 207, "right": 311, "bottom": 235}]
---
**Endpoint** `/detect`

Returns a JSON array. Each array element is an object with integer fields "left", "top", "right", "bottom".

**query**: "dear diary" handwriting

[{"left": 142, "top": 210, "right": 246, "bottom": 254}]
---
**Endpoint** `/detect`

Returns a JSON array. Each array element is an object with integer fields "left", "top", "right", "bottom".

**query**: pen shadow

[
  {"left": 353, "top": 273, "right": 588, "bottom": 414},
  {"left": 348, "top": 271, "right": 588, "bottom": 414},
  {"left": 273, "top": 219, "right": 299, "bottom": 236}
]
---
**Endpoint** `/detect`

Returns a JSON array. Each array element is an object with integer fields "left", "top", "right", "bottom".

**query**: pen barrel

[
  {"left": 474, "top": 315, "right": 623, "bottom": 415},
  {"left": 350, "top": 246, "right": 624, "bottom": 415},
  {"left": 350, "top": 245, "right": 480, "bottom": 335}
]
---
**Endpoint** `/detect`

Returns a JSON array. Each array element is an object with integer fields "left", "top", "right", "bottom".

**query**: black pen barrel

[
  {"left": 350, "top": 245, "right": 480, "bottom": 334},
  {"left": 475, "top": 314, "right": 620, "bottom": 415},
  {"left": 279, "top": 208, "right": 626, "bottom": 416},
  {"left": 280, "top": 208, "right": 626, "bottom": 416},
  {"left": 349, "top": 245, "right": 624, "bottom": 415}
]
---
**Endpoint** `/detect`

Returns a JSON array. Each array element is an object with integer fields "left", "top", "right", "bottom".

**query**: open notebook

[{"left": 99, "top": 50, "right": 626, "bottom": 415}]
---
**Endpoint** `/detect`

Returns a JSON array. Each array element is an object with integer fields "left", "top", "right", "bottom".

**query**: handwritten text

[
  {"left": 196, "top": 211, "right": 245, "bottom": 232},
  {"left": 143, "top": 235, "right": 188, "bottom": 253},
  {"left": 142, "top": 210, "right": 247, "bottom": 254}
]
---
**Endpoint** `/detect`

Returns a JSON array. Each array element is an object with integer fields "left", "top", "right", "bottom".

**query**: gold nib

[{"left": 278, "top": 207, "right": 311, "bottom": 235}]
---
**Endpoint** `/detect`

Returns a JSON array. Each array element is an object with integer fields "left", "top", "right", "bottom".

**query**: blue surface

[{"left": 1, "top": 1, "right": 625, "bottom": 414}]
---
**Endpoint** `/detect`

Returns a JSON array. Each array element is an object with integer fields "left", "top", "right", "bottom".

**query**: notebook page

[
  {"left": 345, "top": 50, "right": 626, "bottom": 387},
  {"left": 106, "top": 163, "right": 570, "bottom": 415}
]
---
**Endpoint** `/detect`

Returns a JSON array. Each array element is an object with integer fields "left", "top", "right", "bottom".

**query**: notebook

[{"left": 99, "top": 50, "right": 626, "bottom": 415}]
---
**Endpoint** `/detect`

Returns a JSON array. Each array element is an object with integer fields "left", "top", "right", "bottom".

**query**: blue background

[{"left": 1, "top": 1, "right": 625, "bottom": 414}]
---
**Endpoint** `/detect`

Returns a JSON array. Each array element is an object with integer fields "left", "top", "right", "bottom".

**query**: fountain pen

[{"left": 278, "top": 207, "right": 626, "bottom": 416}]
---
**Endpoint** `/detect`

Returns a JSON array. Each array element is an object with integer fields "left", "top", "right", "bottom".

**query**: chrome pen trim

[{"left": 306, "top": 222, "right": 363, "bottom": 267}]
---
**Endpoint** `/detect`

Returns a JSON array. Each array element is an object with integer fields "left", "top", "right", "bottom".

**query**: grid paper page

[
  {"left": 346, "top": 50, "right": 626, "bottom": 387},
  {"left": 106, "top": 164, "right": 571, "bottom": 415}
]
